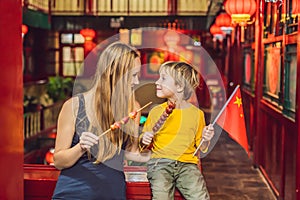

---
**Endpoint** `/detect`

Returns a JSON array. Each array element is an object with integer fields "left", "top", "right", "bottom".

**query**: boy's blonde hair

[{"left": 159, "top": 61, "right": 199, "bottom": 100}]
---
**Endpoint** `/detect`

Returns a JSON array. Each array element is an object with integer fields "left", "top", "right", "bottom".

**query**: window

[
  {"left": 60, "top": 33, "right": 85, "bottom": 76},
  {"left": 283, "top": 44, "right": 297, "bottom": 118},
  {"left": 243, "top": 48, "right": 255, "bottom": 93},
  {"left": 263, "top": 42, "right": 282, "bottom": 105},
  {"left": 263, "top": 1, "right": 284, "bottom": 37},
  {"left": 286, "top": 0, "right": 298, "bottom": 34}
]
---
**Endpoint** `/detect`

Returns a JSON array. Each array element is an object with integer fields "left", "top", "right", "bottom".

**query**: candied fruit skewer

[
  {"left": 92, "top": 102, "right": 152, "bottom": 164},
  {"left": 97, "top": 102, "right": 152, "bottom": 138},
  {"left": 139, "top": 100, "right": 176, "bottom": 151}
]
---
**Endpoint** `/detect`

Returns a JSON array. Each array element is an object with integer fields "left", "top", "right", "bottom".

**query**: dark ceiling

[{"left": 206, "top": 0, "right": 226, "bottom": 28}]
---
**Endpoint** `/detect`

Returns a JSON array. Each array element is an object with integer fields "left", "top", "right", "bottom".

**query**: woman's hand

[{"left": 79, "top": 132, "right": 99, "bottom": 151}]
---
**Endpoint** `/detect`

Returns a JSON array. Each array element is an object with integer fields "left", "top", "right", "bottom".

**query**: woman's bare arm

[{"left": 53, "top": 98, "right": 85, "bottom": 170}]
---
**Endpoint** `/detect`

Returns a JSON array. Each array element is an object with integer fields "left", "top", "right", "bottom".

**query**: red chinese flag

[{"left": 216, "top": 87, "right": 249, "bottom": 155}]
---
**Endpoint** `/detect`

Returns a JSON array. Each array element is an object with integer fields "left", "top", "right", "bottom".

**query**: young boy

[{"left": 140, "top": 61, "right": 214, "bottom": 200}]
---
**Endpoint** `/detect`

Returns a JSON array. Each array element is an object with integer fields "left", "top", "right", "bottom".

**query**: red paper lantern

[
  {"left": 292, "top": 0, "right": 299, "bottom": 16},
  {"left": 215, "top": 13, "right": 233, "bottom": 34},
  {"left": 210, "top": 24, "right": 223, "bottom": 36},
  {"left": 216, "top": 13, "right": 232, "bottom": 27},
  {"left": 84, "top": 40, "right": 96, "bottom": 51},
  {"left": 45, "top": 148, "right": 55, "bottom": 165},
  {"left": 80, "top": 28, "right": 96, "bottom": 41},
  {"left": 210, "top": 24, "right": 224, "bottom": 41},
  {"left": 224, "top": 0, "right": 256, "bottom": 26}
]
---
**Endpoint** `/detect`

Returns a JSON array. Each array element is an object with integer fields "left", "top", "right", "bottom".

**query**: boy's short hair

[{"left": 159, "top": 61, "right": 199, "bottom": 100}]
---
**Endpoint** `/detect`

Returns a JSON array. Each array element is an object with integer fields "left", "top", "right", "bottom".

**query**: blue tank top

[{"left": 52, "top": 94, "right": 127, "bottom": 200}]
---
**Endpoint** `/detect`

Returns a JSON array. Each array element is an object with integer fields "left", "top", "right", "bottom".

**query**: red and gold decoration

[{"left": 224, "top": 0, "right": 256, "bottom": 42}]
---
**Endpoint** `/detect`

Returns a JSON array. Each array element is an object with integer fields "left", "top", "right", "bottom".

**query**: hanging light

[
  {"left": 210, "top": 24, "right": 224, "bottom": 41},
  {"left": 80, "top": 28, "right": 96, "bottom": 41},
  {"left": 224, "top": 0, "right": 256, "bottom": 42},
  {"left": 84, "top": 40, "right": 96, "bottom": 52},
  {"left": 215, "top": 13, "right": 233, "bottom": 35},
  {"left": 80, "top": 28, "right": 96, "bottom": 55},
  {"left": 44, "top": 148, "right": 55, "bottom": 165},
  {"left": 22, "top": 24, "right": 28, "bottom": 38},
  {"left": 224, "top": 0, "right": 256, "bottom": 26}
]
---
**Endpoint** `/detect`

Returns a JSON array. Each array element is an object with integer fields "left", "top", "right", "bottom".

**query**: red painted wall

[{"left": 0, "top": 0, "right": 23, "bottom": 199}]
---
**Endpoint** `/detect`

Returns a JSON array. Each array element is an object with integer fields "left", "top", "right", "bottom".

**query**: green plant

[
  {"left": 23, "top": 95, "right": 39, "bottom": 113},
  {"left": 46, "top": 76, "right": 73, "bottom": 102}
]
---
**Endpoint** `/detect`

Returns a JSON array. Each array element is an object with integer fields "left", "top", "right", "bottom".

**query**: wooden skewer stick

[
  {"left": 98, "top": 128, "right": 112, "bottom": 138},
  {"left": 136, "top": 101, "right": 152, "bottom": 112},
  {"left": 98, "top": 101, "right": 152, "bottom": 138},
  {"left": 93, "top": 102, "right": 153, "bottom": 164}
]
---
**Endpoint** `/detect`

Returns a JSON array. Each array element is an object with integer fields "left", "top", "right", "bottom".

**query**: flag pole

[
  {"left": 211, "top": 85, "right": 240, "bottom": 125},
  {"left": 193, "top": 85, "right": 240, "bottom": 156}
]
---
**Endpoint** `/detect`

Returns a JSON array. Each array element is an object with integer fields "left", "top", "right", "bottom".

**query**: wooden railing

[
  {"left": 24, "top": 101, "right": 63, "bottom": 141},
  {"left": 24, "top": 111, "right": 42, "bottom": 140}
]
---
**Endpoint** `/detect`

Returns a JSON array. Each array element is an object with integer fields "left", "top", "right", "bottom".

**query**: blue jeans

[{"left": 147, "top": 158, "right": 210, "bottom": 200}]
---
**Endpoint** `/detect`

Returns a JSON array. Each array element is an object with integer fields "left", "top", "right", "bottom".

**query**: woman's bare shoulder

[{"left": 60, "top": 96, "right": 80, "bottom": 118}]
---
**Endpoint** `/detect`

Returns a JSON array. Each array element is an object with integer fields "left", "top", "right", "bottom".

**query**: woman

[{"left": 52, "top": 42, "right": 150, "bottom": 200}]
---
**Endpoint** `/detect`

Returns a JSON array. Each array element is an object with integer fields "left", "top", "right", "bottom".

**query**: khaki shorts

[{"left": 147, "top": 158, "right": 210, "bottom": 200}]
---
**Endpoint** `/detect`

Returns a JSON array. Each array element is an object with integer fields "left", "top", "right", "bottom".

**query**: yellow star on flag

[{"left": 234, "top": 96, "right": 242, "bottom": 108}]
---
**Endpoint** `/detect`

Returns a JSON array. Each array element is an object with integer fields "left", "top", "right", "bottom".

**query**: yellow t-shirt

[{"left": 142, "top": 102, "right": 206, "bottom": 164}]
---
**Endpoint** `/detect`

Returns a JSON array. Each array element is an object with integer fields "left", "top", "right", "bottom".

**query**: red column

[
  {"left": 253, "top": 0, "right": 263, "bottom": 167},
  {"left": 0, "top": 0, "right": 23, "bottom": 199},
  {"left": 296, "top": 4, "right": 300, "bottom": 199}
]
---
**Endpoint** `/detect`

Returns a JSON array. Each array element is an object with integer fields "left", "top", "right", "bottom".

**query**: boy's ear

[{"left": 176, "top": 84, "right": 184, "bottom": 93}]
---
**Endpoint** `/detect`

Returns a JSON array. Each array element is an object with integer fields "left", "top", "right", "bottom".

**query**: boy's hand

[
  {"left": 142, "top": 131, "right": 154, "bottom": 145},
  {"left": 202, "top": 124, "right": 214, "bottom": 141}
]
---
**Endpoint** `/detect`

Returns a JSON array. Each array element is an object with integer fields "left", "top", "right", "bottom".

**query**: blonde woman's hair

[
  {"left": 159, "top": 61, "right": 199, "bottom": 100},
  {"left": 91, "top": 42, "right": 139, "bottom": 163}
]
